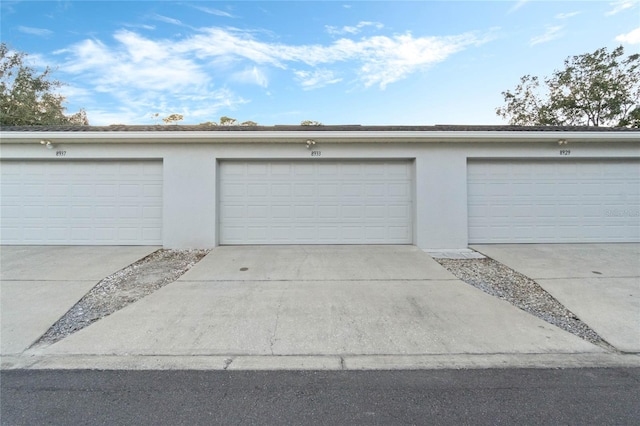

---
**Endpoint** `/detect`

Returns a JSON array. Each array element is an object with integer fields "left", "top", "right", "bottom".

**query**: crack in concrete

[
  {"left": 269, "top": 288, "right": 286, "bottom": 355},
  {"left": 222, "top": 358, "right": 233, "bottom": 370}
]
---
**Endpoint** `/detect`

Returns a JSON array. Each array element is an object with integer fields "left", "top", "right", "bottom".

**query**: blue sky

[{"left": 1, "top": 0, "right": 639, "bottom": 125}]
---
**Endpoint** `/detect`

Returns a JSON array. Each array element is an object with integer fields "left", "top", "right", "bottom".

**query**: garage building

[{"left": 1, "top": 125, "right": 638, "bottom": 249}]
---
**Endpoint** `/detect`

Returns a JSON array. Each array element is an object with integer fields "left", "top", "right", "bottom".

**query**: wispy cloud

[
  {"left": 326, "top": 21, "right": 384, "bottom": 36},
  {"left": 179, "top": 27, "right": 492, "bottom": 88},
  {"left": 191, "top": 5, "right": 234, "bottom": 18},
  {"left": 508, "top": 0, "right": 530, "bottom": 14},
  {"left": 17, "top": 26, "right": 52, "bottom": 36},
  {"left": 555, "top": 11, "right": 581, "bottom": 19},
  {"left": 55, "top": 30, "right": 246, "bottom": 124},
  {"left": 530, "top": 25, "right": 563, "bottom": 46},
  {"left": 59, "top": 31, "right": 209, "bottom": 92},
  {"left": 616, "top": 27, "right": 640, "bottom": 44},
  {"left": 605, "top": 0, "right": 638, "bottom": 16},
  {"left": 152, "top": 14, "right": 185, "bottom": 26},
  {"left": 294, "top": 69, "right": 342, "bottom": 90},
  {"left": 53, "top": 26, "right": 492, "bottom": 123},
  {"left": 123, "top": 23, "right": 156, "bottom": 31},
  {"left": 231, "top": 66, "right": 269, "bottom": 87}
]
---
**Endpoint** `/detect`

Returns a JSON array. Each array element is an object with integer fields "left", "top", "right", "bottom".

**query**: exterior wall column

[
  {"left": 414, "top": 147, "right": 468, "bottom": 249},
  {"left": 162, "top": 148, "right": 217, "bottom": 248}
]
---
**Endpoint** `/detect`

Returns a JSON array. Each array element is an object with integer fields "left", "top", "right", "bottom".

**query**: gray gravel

[
  {"left": 33, "top": 248, "right": 611, "bottom": 352},
  {"left": 33, "top": 249, "right": 209, "bottom": 347},
  {"left": 435, "top": 257, "right": 611, "bottom": 349}
]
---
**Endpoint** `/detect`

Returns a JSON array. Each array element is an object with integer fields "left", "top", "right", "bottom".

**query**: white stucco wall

[{"left": 1, "top": 133, "right": 638, "bottom": 249}]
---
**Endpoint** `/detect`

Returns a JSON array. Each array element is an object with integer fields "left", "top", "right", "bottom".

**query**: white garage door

[
  {"left": 1, "top": 160, "right": 163, "bottom": 245},
  {"left": 219, "top": 160, "right": 413, "bottom": 244},
  {"left": 468, "top": 159, "right": 640, "bottom": 243}
]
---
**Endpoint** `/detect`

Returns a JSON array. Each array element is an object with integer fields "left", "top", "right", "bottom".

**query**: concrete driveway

[
  {"left": 473, "top": 244, "right": 640, "bottom": 353},
  {"left": 33, "top": 245, "right": 600, "bottom": 362},
  {"left": 0, "top": 246, "right": 159, "bottom": 355}
]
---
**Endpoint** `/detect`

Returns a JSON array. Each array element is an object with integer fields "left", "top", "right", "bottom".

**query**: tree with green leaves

[
  {"left": 198, "top": 117, "right": 258, "bottom": 126},
  {"left": 301, "top": 120, "right": 323, "bottom": 126},
  {"left": 162, "top": 113, "right": 184, "bottom": 124},
  {"left": 0, "top": 43, "right": 88, "bottom": 126},
  {"left": 496, "top": 46, "right": 639, "bottom": 127}
]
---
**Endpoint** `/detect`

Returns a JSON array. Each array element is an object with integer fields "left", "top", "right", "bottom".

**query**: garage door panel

[
  {"left": 318, "top": 205, "right": 339, "bottom": 218},
  {"left": 389, "top": 204, "right": 411, "bottom": 219},
  {"left": 294, "top": 184, "right": 314, "bottom": 196},
  {"left": 294, "top": 164, "right": 315, "bottom": 175},
  {"left": 468, "top": 160, "right": 640, "bottom": 243},
  {"left": 219, "top": 160, "right": 413, "bottom": 245},
  {"left": 0, "top": 160, "right": 162, "bottom": 245}
]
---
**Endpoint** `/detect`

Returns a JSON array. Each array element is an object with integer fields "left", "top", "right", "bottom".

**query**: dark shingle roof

[{"left": 1, "top": 124, "right": 638, "bottom": 132}]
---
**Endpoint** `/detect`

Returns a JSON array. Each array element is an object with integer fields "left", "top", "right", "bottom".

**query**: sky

[{"left": 1, "top": 0, "right": 639, "bottom": 126}]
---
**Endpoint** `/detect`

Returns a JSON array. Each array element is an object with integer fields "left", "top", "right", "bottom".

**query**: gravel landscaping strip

[
  {"left": 435, "top": 257, "right": 613, "bottom": 349},
  {"left": 33, "top": 249, "right": 209, "bottom": 348}
]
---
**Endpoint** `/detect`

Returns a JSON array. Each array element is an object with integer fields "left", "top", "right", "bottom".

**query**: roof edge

[
  {"left": 1, "top": 130, "right": 639, "bottom": 144},
  {"left": 1, "top": 124, "right": 639, "bottom": 133}
]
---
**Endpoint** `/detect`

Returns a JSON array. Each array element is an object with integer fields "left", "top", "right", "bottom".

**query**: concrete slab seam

[{"left": 3, "top": 353, "right": 640, "bottom": 371}]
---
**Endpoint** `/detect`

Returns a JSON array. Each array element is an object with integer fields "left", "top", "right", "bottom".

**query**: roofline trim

[{"left": 1, "top": 130, "right": 639, "bottom": 143}]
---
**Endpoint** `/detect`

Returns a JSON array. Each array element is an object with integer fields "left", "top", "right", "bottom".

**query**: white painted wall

[
  {"left": 414, "top": 148, "right": 468, "bottom": 249},
  {"left": 0, "top": 137, "right": 638, "bottom": 249},
  {"left": 162, "top": 146, "right": 218, "bottom": 249}
]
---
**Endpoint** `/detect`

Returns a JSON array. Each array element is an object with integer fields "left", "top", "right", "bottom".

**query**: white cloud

[
  {"left": 191, "top": 5, "right": 234, "bottom": 18},
  {"left": 55, "top": 30, "right": 247, "bottom": 124},
  {"left": 616, "top": 27, "right": 640, "bottom": 44},
  {"left": 55, "top": 39, "right": 113, "bottom": 72},
  {"left": 605, "top": 0, "right": 638, "bottom": 15},
  {"left": 21, "top": 52, "right": 51, "bottom": 69},
  {"left": 231, "top": 66, "right": 269, "bottom": 87},
  {"left": 17, "top": 26, "right": 52, "bottom": 36},
  {"left": 53, "top": 25, "right": 492, "bottom": 123},
  {"left": 123, "top": 23, "right": 156, "bottom": 31},
  {"left": 59, "top": 30, "right": 209, "bottom": 93},
  {"left": 555, "top": 11, "right": 581, "bottom": 19},
  {"left": 508, "top": 0, "right": 530, "bottom": 14},
  {"left": 326, "top": 21, "right": 384, "bottom": 35},
  {"left": 178, "top": 27, "right": 287, "bottom": 67},
  {"left": 178, "top": 27, "right": 490, "bottom": 88},
  {"left": 349, "top": 33, "right": 487, "bottom": 88},
  {"left": 294, "top": 69, "right": 342, "bottom": 90},
  {"left": 86, "top": 109, "right": 143, "bottom": 126},
  {"left": 85, "top": 87, "right": 247, "bottom": 125},
  {"left": 530, "top": 25, "right": 563, "bottom": 46},
  {"left": 59, "top": 85, "right": 92, "bottom": 100},
  {"left": 152, "top": 14, "right": 185, "bottom": 26}
]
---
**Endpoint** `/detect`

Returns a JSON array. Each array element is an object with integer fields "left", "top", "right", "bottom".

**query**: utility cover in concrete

[{"left": 180, "top": 245, "right": 455, "bottom": 281}]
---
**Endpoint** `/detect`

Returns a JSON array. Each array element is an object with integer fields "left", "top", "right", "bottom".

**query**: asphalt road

[{"left": 2, "top": 368, "right": 639, "bottom": 425}]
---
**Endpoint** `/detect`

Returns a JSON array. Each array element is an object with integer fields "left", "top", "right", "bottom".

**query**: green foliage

[
  {"left": 219, "top": 116, "right": 237, "bottom": 126},
  {"left": 0, "top": 43, "right": 88, "bottom": 126},
  {"left": 301, "top": 120, "right": 323, "bottom": 126},
  {"left": 497, "top": 46, "right": 639, "bottom": 127},
  {"left": 162, "top": 113, "right": 184, "bottom": 124},
  {"left": 198, "top": 117, "right": 258, "bottom": 126}
]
